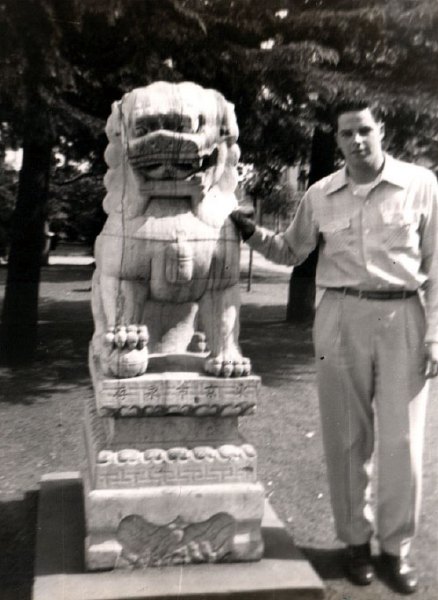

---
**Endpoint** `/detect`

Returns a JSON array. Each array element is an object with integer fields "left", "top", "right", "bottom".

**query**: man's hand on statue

[
  {"left": 425, "top": 342, "right": 438, "bottom": 378},
  {"left": 229, "top": 209, "right": 256, "bottom": 241}
]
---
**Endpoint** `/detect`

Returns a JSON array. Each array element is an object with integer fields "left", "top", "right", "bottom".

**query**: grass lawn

[{"left": 0, "top": 262, "right": 437, "bottom": 599}]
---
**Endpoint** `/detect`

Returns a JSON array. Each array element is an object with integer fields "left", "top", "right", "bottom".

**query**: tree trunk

[
  {"left": 286, "top": 127, "right": 336, "bottom": 323},
  {"left": 0, "top": 103, "right": 53, "bottom": 364}
]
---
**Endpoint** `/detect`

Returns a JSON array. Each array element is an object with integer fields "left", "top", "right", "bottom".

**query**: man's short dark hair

[{"left": 331, "top": 99, "right": 383, "bottom": 130}]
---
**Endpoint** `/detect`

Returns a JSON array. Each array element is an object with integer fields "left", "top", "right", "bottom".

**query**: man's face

[{"left": 336, "top": 108, "right": 384, "bottom": 172}]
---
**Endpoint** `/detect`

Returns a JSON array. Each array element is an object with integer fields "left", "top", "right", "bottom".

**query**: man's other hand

[
  {"left": 229, "top": 209, "right": 256, "bottom": 241},
  {"left": 425, "top": 342, "right": 438, "bottom": 378}
]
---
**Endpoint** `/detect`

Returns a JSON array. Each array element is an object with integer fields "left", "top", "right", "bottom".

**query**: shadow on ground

[
  {"left": 39, "top": 264, "right": 95, "bottom": 284},
  {"left": 240, "top": 304, "right": 315, "bottom": 387},
  {"left": 0, "top": 313, "right": 92, "bottom": 406},
  {"left": 0, "top": 264, "right": 94, "bottom": 405},
  {"left": 299, "top": 546, "right": 345, "bottom": 580},
  {"left": 0, "top": 493, "right": 37, "bottom": 600},
  {"left": 1, "top": 296, "right": 315, "bottom": 405}
]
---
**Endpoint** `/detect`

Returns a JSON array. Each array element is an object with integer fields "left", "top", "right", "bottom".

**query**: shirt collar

[
  {"left": 325, "top": 167, "right": 348, "bottom": 195},
  {"left": 379, "top": 154, "right": 411, "bottom": 188},
  {"left": 325, "top": 153, "right": 409, "bottom": 196}
]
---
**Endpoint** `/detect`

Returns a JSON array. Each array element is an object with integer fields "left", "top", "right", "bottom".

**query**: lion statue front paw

[
  {"left": 102, "top": 325, "right": 149, "bottom": 378},
  {"left": 204, "top": 355, "right": 251, "bottom": 378}
]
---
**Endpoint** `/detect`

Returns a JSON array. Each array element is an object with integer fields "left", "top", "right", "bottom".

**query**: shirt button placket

[{"left": 362, "top": 196, "right": 372, "bottom": 272}]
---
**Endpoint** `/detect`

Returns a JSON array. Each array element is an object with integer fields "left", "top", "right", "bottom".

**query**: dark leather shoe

[
  {"left": 380, "top": 552, "right": 418, "bottom": 594},
  {"left": 345, "top": 543, "right": 374, "bottom": 586}
]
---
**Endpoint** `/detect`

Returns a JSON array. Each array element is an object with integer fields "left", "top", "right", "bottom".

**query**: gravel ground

[{"left": 0, "top": 256, "right": 436, "bottom": 600}]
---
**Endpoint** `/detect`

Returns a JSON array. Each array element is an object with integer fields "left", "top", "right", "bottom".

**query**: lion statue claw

[{"left": 91, "top": 82, "right": 251, "bottom": 378}]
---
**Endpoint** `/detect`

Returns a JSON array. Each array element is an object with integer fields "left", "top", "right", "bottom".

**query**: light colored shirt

[{"left": 248, "top": 154, "right": 438, "bottom": 342}]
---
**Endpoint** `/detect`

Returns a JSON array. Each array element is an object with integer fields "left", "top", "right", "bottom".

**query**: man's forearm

[
  {"left": 230, "top": 193, "right": 317, "bottom": 266},
  {"left": 246, "top": 226, "right": 298, "bottom": 266}
]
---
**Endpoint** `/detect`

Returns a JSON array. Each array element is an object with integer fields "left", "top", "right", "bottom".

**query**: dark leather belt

[{"left": 330, "top": 287, "right": 417, "bottom": 300}]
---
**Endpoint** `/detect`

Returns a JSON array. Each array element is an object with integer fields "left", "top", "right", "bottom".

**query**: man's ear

[{"left": 379, "top": 122, "right": 385, "bottom": 141}]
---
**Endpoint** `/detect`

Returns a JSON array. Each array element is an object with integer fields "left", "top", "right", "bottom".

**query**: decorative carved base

[
  {"left": 84, "top": 385, "right": 258, "bottom": 490},
  {"left": 84, "top": 480, "right": 265, "bottom": 570},
  {"left": 86, "top": 355, "right": 262, "bottom": 487}
]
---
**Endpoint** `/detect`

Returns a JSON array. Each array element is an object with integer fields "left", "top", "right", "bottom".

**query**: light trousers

[{"left": 314, "top": 289, "right": 429, "bottom": 557}]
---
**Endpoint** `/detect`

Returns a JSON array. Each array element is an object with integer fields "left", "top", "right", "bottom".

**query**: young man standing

[{"left": 230, "top": 100, "right": 438, "bottom": 594}]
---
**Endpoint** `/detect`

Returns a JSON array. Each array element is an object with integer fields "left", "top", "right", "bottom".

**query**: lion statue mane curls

[{"left": 91, "top": 81, "right": 251, "bottom": 379}]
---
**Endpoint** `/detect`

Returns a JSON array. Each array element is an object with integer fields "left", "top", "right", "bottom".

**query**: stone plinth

[
  {"left": 85, "top": 482, "right": 265, "bottom": 570},
  {"left": 33, "top": 473, "right": 325, "bottom": 600}
]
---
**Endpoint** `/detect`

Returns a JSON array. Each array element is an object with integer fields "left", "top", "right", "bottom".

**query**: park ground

[{"left": 0, "top": 244, "right": 437, "bottom": 600}]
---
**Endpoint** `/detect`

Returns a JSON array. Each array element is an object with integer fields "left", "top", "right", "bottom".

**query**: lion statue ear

[
  {"left": 220, "top": 96, "right": 238, "bottom": 144},
  {"left": 199, "top": 92, "right": 240, "bottom": 195},
  {"left": 102, "top": 96, "right": 145, "bottom": 217}
]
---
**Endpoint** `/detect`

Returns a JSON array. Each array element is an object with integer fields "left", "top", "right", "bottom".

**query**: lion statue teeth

[{"left": 91, "top": 81, "right": 251, "bottom": 379}]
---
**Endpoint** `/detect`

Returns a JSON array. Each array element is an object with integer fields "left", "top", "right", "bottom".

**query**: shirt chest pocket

[
  {"left": 319, "top": 217, "right": 352, "bottom": 254},
  {"left": 381, "top": 212, "right": 419, "bottom": 251}
]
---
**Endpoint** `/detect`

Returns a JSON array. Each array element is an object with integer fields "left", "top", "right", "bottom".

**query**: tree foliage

[{"left": 1, "top": 0, "right": 438, "bottom": 359}]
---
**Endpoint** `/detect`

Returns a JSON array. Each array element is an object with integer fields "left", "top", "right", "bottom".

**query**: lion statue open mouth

[{"left": 91, "top": 81, "right": 251, "bottom": 378}]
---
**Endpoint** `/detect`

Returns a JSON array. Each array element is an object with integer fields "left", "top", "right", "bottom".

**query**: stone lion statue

[{"left": 91, "top": 81, "right": 251, "bottom": 379}]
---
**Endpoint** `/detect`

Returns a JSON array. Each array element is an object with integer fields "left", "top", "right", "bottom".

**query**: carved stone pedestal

[{"left": 84, "top": 356, "right": 265, "bottom": 570}]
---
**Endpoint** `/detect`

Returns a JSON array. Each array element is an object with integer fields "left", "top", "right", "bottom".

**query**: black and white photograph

[{"left": 0, "top": 1, "right": 437, "bottom": 599}]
